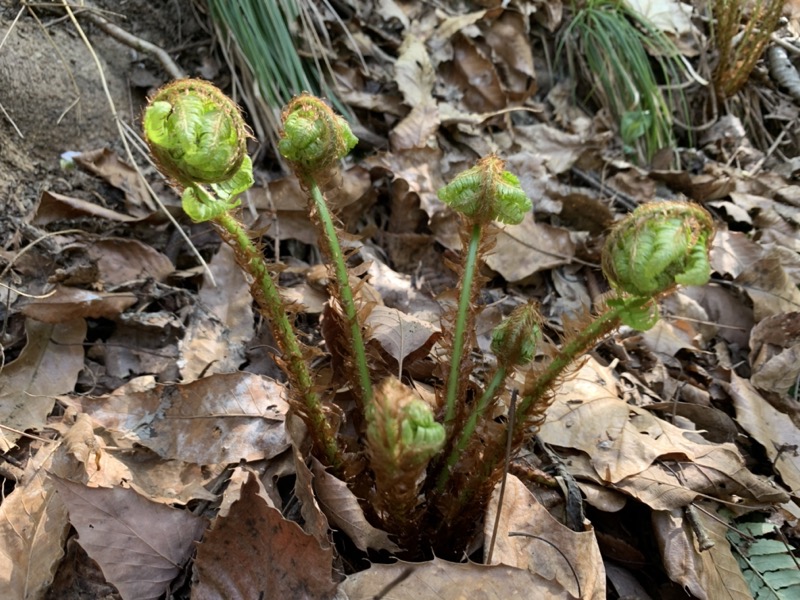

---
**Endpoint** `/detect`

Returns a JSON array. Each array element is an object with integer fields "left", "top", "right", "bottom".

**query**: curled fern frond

[
  {"left": 437, "top": 155, "right": 531, "bottom": 225},
  {"left": 602, "top": 201, "right": 714, "bottom": 297},
  {"left": 368, "top": 377, "right": 445, "bottom": 534},
  {"left": 278, "top": 93, "right": 358, "bottom": 179},
  {"left": 143, "top": 79, "right": 250, "bottom": 187},
  {"left": 491, "top": 302, "right": 542, "bottom": 367}
]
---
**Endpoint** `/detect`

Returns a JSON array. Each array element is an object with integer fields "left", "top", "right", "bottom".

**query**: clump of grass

[
  {"left": 205, "top": 0, "right": 351, "bottom": 150},
  {"left": 712, "top": 0, "right": 784, "bottom": 100},
  {"left": 559, "top": 0, "right": 692, "bottom": 164}
]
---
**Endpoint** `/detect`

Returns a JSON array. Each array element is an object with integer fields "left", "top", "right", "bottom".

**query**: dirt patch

[{"left": 0, "top": 1, "right": 203, "bottom": 236}]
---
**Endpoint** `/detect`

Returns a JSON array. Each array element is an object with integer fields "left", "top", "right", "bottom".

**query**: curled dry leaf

[
  {"left": 365, "top": 305, "right": 440, "bottom": 370},
  {"left": 20, "top": 286, "right": 137, "bottom": 323},
  {"left": 748, "top": 312, "right": 800, "bottom": 395},
  {"left": 538, "top": 358, "right": 788, "bottom": 508},
  {"left": 485, "top": 475, "right": 605, "bottom": 599},
  {"left": 311, "top": 457, "right": 400, "bottom": 553},
  {"left": 339, "top": 557, "right": 575, "bottom": 599},
  {"left": 0, "top": 444, "right": 69, "bottom": 600},
  {"left": 728, "top": 372, "right": 800, "bottom": 494},
  {"left": 33, "top": 191, "right": 138, "bottom": 226},
  {"left": 85, "top": 238, "right": 174, "bottom": 286},
  {"left": 654, "top": 505, "right": 751, "bottom": 600},
  {"left": 485, "top": 214, "right": 576, "bottom": 282}
]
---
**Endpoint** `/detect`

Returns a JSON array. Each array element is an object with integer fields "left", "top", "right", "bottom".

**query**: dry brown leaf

[
  {"left": 482, "top": 11, "right": 536, "bottom": 101},
  {"left": 60, "top": 372, "right": 290, "bottom": 465},
  {"left": 735, "top": 252, "right": 800, "bottom": 320},
  {"left": 683, "top": 284, "right": 753, "bottom": 348},
  {"left": 178, "top": 303, "right": 248, "bottom": 381},
  {"left": 119, "top": 453, "right": 220, "bottom": 505},
  {"left": 748, "top": 312, "right": 800, "bottom": 395},
  {"left": 294, "top": 447, "right": 332, "bottom": 548},
  {"left": 368, "top": 147, "right": 447, "bottom": 222},
  {"left": 486, "top": 215, "right": 576, "bottom": 282},
  {"left": 728, "top": 372, "right": 800, "bottom": 494},
  {"left": 85, "top": 238, "right": 174, "bottom": 286},
  {"left": 53, "top": 477, "right": 206, "bottom": 600},
  {"left": 645, "top": 402, "right": 739, "bottom": 445},
  {"left": 395, "top": 34, "right": 435, "bottom": 107},
  {"left": 362, "top": 246, "right": 442, "bottom": 317},
  {"left": 338, "top": 557, "right": 575, "bottom": 599},
  {"left": 710, "top": 230, "right": 764, "bottom": 279},
  {"left": 653, "top": 505, "right": 751, "bottom": 600},
  {"left": 217, "top": 466, "right": 274, "bottom": 517},
  {"left": 391, "top": 103, "right": 441, "bottom": 150},
  {"left": 445, "top": 34, "right": 507, "bottom": 113},
  {"left": 567, "top": 445, "right": 787, "bottom": 511},
  {"left": 193, "top": 473, "right": 335, "bottom": 600},
  {"left": 539, "top": 358, "right": 787, "bottom": 507},
  {"left": 638, "top": 318, "right": 702, "bottom": 357},
  {"left": 0, "top": 319, "right": 85, "bottom": 451},
  {"left": 429, "top": 10, "right": 487, "bottom": 60},
  {"left": 577, "top": 481, "right": 627, "bottom": 512},
  {"left": 103, "top": 311, "right": 182, "bottom": 380},
  {"left": 49, "top": 414, "right": 219, "bottom": 504},
  {"left": 0, "top": 443, "right": 69, "bottom": 600},
  {"left": 650, "top": 168, "right": 735, "bottom": 202},
  {"left": 625, "top": 0, "right": 694, "bottom": 36},
  {"left": 74, "top": 148, "right": 151, "bottom": 213},
  {"left": 513, "top": 123, "right": 608, "bottom": 174},
  {"left": 33, "top": 191, "right": 138, "bottom": 226},
  {"left": 365, "top": 305, "right": 439, "bottom": 370},
  {"left": 485, "top": 475, "right": 605, "bottom": 599},
  {"left": 20, "top": 286, "right": 137, "bottom": 323},
  {"left": 311, "top": 457, "right": 400, "bottom": 553}
]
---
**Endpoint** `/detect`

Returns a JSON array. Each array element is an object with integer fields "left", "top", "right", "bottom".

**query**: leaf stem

[
  {"left": 448, "top": 295, "right": 650, "bottom": 518},
  {"left": 445, "top": 222, "right": 482, "bottom": 423},
  {"left": 514, "top": 296, "right": 648, "bottom": 430},
  {"left": 307, "top": 180, "right": 373, "bottom": 409},
  {"left": 214, "top": 211, "right": 342, "bottom": 468},
  {"left": 437, "top": 365, "right": 506, "bottom": 491}
]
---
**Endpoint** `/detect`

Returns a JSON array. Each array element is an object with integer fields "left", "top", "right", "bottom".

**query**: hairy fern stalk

[{"left": 144, "top": 79, "right": 716, "bottom": 559}]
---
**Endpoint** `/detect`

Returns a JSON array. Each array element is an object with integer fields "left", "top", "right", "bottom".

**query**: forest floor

[{"left": 1, "top": 1, "right": 800, "bottom": 599}]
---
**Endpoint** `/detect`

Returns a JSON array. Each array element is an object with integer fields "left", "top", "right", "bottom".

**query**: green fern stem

[
  {"left": 437, "top": 365, "right": 505, "bottom": 491},
  {"left": 514, "top": 297, "right": 648, "bottom": 430},
  {"left": 213, "top": 208, "right": 342, "bottom": 468},
  {"left": 444, "top": 222, "right": 482, "bottom": 423},
  {"left": 308, "top": 180, "right": 373, "bottom": 409},
  {"left": 449, "top": 295, "right": 649, "bottom": 518}
]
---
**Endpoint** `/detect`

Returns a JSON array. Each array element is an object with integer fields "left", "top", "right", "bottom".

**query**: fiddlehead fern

[
  {"left": 438, "top": 155, "right": 531, "bottom": 226},
  {"left": 278, "top": 93, "right": 358, "bottom": 181},
  {"left": 367, "top": 377, "right": 445, "bottom": 536},
  {"left": 279, "top": 94, "right": 373, "bottom": 409},
  {"left": 437, "top": 156, "right": 531, "bottom": 424},
  {"left": 144, "top": 81, "right": 341, "bottom": 469},
  {"left": 144, "top": 79, "right": 255, "bottom": 224},
  {"left": 144, "top": 79, "right": 250, "bottom": 187},
  {"left": 602, "top": 201, "right": 714, "bottom": 297},
  {"left": 602, "top": 201, "right": 714, "bottom": 328}
]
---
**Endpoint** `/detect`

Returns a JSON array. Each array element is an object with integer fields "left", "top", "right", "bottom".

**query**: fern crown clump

[{"left": 143, "top": 80, "right": 715, "bottom": 558}]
